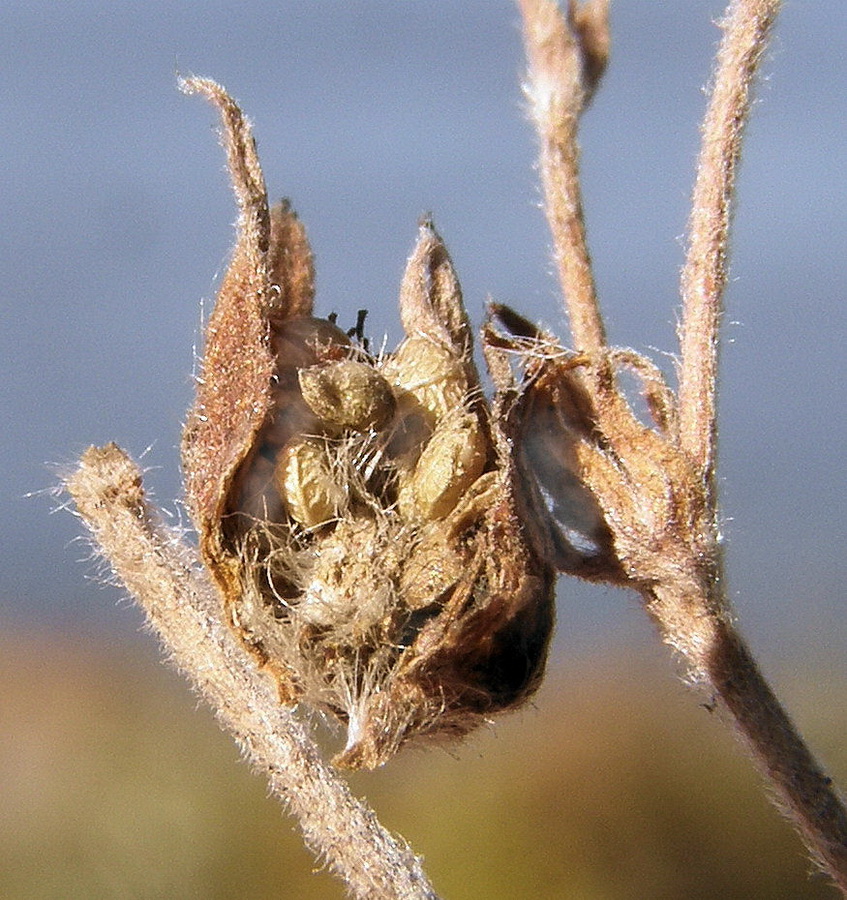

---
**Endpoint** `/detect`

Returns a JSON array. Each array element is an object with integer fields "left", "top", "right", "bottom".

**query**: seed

[
  {"left": 274, "top": 437, "right": 345, "bottom": 528},
  {"left": 381, "top": 336, "right": 468, "bottom": 424},
  {"left": 400, "top": 412, "right": 488, "bottom": 521},
  {"left": 299, "top": 360, "right": 396, "bottom": 431}
]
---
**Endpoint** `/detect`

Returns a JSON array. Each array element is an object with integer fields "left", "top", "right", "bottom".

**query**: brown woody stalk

[
  {"left": 66, "top": 444, "right": 440, "bottom": 900},
  {"left": 518, "top": 0, "right": 847, "bottom": 891}
]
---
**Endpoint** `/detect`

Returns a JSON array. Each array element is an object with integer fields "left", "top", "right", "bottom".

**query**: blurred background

[{"left": 1, "top": 1, "right": 845, "bottom": 897}]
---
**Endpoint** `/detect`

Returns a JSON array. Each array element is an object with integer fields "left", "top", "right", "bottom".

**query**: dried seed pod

[
  {"left": 483, "top": 304, "right": 628, "bottom": 583},
  {"left": 299, "top": 360, "right": 396, "bottom": 432},
  {"left": 182, "top": 82, "right": 556, "bottom": 769}
]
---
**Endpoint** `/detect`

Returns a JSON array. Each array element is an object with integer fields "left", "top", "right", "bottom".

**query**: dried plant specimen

[
  {"left": 63, "top": 1, "right": 847, "bottom": 896},
  {"left": 179, "top": 79, "right": 556, "bottom": 770},
  {"left": 506, "top": 0, "right": 847, "bottom": 890}
]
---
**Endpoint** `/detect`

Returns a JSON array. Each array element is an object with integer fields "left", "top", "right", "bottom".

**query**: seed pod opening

[{"left": 181, "top": 81, "right": 556, "bottom": 768}]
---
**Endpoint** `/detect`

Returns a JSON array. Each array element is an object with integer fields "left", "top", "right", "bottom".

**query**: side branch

[
  {"left": 677, "top": 0, "right": 780, "bottom": 485},
  {"left": 518, "top": 0, "right": 610, "bottom": 367},
  {"left": 65, "top": 444, "right": 440, "bottom": 900}
]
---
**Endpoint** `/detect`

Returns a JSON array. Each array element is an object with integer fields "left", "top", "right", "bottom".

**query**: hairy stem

[
  {"left": 645, "top": 576, "right": 847, "bottom": 893},
  {"left": 66, "top": 444, "right": 440, "bottom": 900},
  {"left": 672, "top": 1, "right": 847, "bottom": 883},
  {"left": 677, "top": 0, "right": 781, "bottom": 490},
  {"left": 518, "top": 0, "right": 609, "bottom": 370}
]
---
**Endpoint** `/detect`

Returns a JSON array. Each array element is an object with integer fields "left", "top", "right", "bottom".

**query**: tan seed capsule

[
  {"left": 299, "top": 360, "right": 396, "bottom": 431},
  {"left": 381, "top": 336, "right": 468, "bottom": 424},
  {"left": 402, "top": 412, "right": 488, "bottom": 521},
  {"left": 274, "top": 437, "right": 345, "bottom": 529},
  {"left": 183, "top": 84, "right": 557, "bottom": 771}
]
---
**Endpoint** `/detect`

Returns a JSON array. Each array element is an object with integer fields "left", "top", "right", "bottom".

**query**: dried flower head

[
  {"left": 66, "top": 6, "right": 847, "bottom": 892},
  {"left": 180, "top": 78, "right": 556, "bottom": 769}
]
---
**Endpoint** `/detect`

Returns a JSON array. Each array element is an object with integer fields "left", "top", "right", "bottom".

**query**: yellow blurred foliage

[{"left": 1, "top": 629, "right": 843, "bottom": 899}]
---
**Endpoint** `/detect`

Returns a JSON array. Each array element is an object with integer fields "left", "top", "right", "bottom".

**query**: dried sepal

[
  {"left": 398, "top": 217, "right": 475, "bottom": 360},
  {"left": 485, "top": 307, "right": 716, "bottom": 602},
  {"left": 179, "top": 78, "right": 275, "bottom": 526},
  {"left": 267, "top": 199, "right": 316, "bottom": 320},
  {"left": 182, "top": 84, "right": 556, "bottom": 768}
]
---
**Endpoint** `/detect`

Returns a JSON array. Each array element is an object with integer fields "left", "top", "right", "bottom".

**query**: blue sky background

[{"left": 2, "top": 1, "right": 845, "bottom": 681}]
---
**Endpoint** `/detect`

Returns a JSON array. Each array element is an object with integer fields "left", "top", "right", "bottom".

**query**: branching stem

[
  {"left": 675, "top": 3, "right": 847, "bottom": 886},
  {"left": 519, "top": 0, "right": 847, "bottom": 892}
]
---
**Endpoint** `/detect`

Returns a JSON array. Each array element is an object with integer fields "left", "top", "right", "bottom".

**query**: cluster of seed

[{"left": 235, "top": 317, "right": 488, "bottom": 544}]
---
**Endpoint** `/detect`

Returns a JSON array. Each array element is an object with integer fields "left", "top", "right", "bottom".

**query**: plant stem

[
  {"left": 674, "top": 2, "right": 847, "bottom": 883},
  {"left": 646, "top": 577, "right": 847, "bottom": 893},
  {"left": 66, "top": 444, "right": 440, "bottom": 900},
  {"left": 678, "top": 0, "right": 781, "bottom": 489},
  {"left": 518, "top": 0, "right": 609, "bottom": 370}
]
